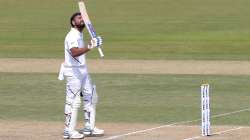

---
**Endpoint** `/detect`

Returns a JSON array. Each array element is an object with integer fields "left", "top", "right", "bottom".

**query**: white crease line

[
  {"left": 241, "top": 126, "right": 250, "bottom": 129},
  {"left": 100, "top": 108, "right": 250, "bottom": 140},
  {"left": 99, "top": 120, "right": 202, "bottom": 140},
  {"left": 182, "top": 136, "right": 200, "bottom": 140},
  {"left": 182, "top": 127, "right": 243, "bottom": 140},
  {"left": 213, "top": 127, "right": 243, "bottom": 135},
  {"left": 212, "top": 108, "right": 250, "bottom": 118},
  {"left": 99, "top": 122, "right": 188, "bottom": 140}
]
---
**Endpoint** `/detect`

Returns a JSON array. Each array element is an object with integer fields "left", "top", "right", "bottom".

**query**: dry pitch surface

[
  {"left": 1, "top": 58, "right": 250, "bottom": 75},
  {"left": 0, "top": 120, "right": 249, "bottom": 140},
  {"left": 1, "top": 58, "right": 250, "bottom": 140}
]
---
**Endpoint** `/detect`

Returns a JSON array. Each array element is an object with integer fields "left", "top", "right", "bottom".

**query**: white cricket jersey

[{"left": 64, "top": 28, "right": 86, "bottom": 67}]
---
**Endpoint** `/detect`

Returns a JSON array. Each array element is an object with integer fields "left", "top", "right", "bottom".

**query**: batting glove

[{"left": 87, "top": 36, "right": 103, "bottom": 49}]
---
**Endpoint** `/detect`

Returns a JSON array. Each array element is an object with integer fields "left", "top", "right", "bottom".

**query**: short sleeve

[{"left": 67, "top": 35, "right": 79, "bottom": 49}]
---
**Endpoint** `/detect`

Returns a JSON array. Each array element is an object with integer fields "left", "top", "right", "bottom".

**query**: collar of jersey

[{"left": 71, "top": 28, "right": 82, "bottom": 36}]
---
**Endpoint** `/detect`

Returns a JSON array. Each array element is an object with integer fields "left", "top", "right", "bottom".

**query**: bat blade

[{"left": 78, "top": 0, "right": 104, "bottom": 57}]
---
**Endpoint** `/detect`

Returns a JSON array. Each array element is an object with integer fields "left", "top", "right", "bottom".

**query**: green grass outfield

[
  {"left": 1, "top": 72, "right": 250, "bottom": 126},
  {"left": 1, "top": 0, "right": 250, "bottom": 60}
]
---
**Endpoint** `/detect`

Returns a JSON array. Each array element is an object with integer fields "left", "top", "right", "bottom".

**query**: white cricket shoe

[
  {"left": 63, "top": 130, "right": 84, "bottom": 139},
  {"left": 80, "top": 127, "right": 104, "bottom": 137}
]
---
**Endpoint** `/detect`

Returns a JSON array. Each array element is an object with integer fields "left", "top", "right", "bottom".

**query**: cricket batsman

[{"left": 58, "top": 12, "right": 104, "bottom": 139}]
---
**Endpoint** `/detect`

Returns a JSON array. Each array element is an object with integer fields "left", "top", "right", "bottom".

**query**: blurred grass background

[
  {"left": 1, "top": 0, "right": 250, "bottom": 59},
  {"left": 0, "top": 73, "right": 249, "bottom": 125}
]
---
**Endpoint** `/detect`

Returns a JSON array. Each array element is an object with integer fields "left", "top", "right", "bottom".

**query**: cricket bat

[{"left": 78, "top": 0, "right": 104, "bottom": 58}]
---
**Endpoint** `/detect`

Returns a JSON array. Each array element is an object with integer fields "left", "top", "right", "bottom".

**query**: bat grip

[{"left": 98, "top": 47, "right": 104, "bottom": 58}]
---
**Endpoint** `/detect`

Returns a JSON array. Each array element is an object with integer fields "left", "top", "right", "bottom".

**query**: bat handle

[{"left": 98, "top": 47, "right": 104, "bottom": 58}]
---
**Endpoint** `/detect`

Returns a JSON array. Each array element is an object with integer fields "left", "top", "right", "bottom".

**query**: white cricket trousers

[{"left": 64, "top": 66, "right": 94, "bottom": 132}]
